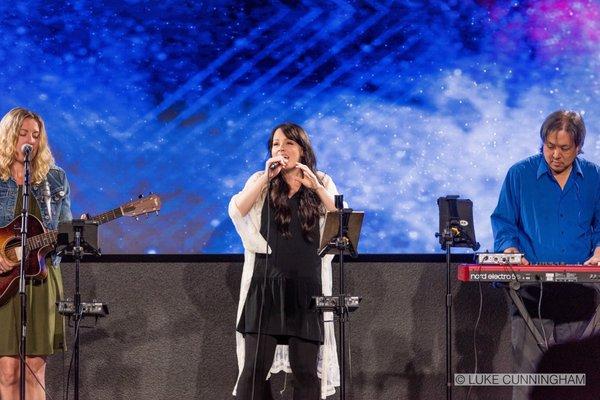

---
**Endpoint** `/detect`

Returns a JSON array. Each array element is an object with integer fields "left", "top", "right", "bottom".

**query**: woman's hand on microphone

[{"left": 265, "top": 156, "right": 287, "bottom": 179}]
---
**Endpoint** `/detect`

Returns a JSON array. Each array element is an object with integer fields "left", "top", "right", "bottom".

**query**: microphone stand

[
  {"left": 337, "top": 200, "right": 348, "bottom": 400},
  {"left": 438, "top": 225, "right": 478, "bottom": 400},
  {"left": 56, "top": 219, "right": 101, "bottom": 400},
  {"left": 316, "top": 195, "right": 364, "bottom": 400},
  {"left": 18, "top": 147, "right": 32, "bottom": 400},
  {"left": 435, "top": 195, "right": 480, "bottom": 400},
  {"left": 73, "top": 228, "right": 84, "bottom": 400},
  {"left": 440, "top": 227, "right": 455, "bottom": 400}
]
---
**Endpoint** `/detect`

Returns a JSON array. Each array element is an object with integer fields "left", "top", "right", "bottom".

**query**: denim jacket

[{"left": 0, "top": 165, "right": 73, "bottom": 266}]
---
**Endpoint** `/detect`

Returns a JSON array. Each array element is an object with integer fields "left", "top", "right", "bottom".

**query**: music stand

[
  {"left": 57, "top": 220, "right": 101, "bottom": 400},
  {"left": 318, "top": 210, "right": 363, "bottom": 258},
  {"left": 316, "top": 195, "right": 363, "bottom": 400},
  {"left": 435, "top": 196, "right": 480, "bottom": 400},
  {"left": 57, "top": 220, "right": 100, "bottom": 256}
]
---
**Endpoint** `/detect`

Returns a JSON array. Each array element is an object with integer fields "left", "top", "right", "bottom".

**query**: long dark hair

[{"left": 268, "top": 122, "right": 324, "bottom": 241}]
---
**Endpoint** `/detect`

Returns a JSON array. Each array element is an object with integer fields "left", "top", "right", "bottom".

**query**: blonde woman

[{"left": 0, "top": 107, "right": 72, "bottom": 400}]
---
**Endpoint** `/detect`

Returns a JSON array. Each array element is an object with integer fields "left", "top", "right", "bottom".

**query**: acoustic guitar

[{"left": 0, "top": 194, "right": 161, "bottom": 306}]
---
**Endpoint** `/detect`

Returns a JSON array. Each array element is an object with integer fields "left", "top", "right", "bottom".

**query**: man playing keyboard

[{"left": 491, "top": 110, "right": 600, "bottom": 400}]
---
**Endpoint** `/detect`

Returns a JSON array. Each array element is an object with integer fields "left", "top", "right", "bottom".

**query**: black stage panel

[{"left": 47, "top": 258, "right": 511, "bottom": 399}]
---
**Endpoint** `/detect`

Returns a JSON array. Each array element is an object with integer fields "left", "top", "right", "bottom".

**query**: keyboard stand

[{"left": 505, "top": 282, "right": 548, "bottom": 352}]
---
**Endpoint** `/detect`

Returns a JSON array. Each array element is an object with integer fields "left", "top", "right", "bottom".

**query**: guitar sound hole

[{"left": 2, "top": 237, "right": 21, "bottom": 264}]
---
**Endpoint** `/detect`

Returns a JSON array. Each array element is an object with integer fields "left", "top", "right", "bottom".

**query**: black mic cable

[
  {"left": 251, "top": 177, "right": 273, "bottom": 400},
  {"left": 538, "top": 281, "right": 549, "bottom": 349},
  {"left": 64, "top": 316, "right": 83, "bottom": 400},
  {"left": 13, "top": 302, "right": 57, "bottom": 400},
  {"left": 466, "top": 277, "right": 484, "bottom": 400}
]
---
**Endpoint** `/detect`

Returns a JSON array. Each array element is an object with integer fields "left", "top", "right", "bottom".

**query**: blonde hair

[{"left": 0, "top": 107, "right": 55, "bottom": 184}]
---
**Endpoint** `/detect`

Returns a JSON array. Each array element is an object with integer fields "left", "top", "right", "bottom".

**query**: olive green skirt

[{"left": 0, "top": 265, "right": 66, "bottom": 356}]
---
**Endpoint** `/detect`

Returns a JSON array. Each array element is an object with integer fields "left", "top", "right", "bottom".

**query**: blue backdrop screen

[{"left": 2, "top": 0, "right": 599, "bottom": 253}]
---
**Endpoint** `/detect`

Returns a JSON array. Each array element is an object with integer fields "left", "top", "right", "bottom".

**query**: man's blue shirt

[{"left": 491, "top": 154, "right": 600, "bottom": 264}]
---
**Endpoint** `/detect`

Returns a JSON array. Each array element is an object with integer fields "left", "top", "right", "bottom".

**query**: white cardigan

[{"left": 229, "top": 171, "right": 340, "bottom": 398}]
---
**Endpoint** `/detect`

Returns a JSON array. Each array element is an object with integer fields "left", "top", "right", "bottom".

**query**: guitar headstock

[{"left": 120, "top": 194, "right": 162, "bottom": 218}]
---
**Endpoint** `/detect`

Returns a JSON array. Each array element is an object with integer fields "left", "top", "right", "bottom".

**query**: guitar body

[{"left": 0, "top": 215, "right": 52, "bottom": 307}]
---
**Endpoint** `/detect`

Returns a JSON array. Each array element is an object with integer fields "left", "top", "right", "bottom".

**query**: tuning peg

[
  {"left": 155, "top": 211, "right": 159, "bottom": 215},
  {"left": 135, "top": 216, "right": 139, "bottom": 221},
  {"left": 138, "top": 194, "right": 144, "bottom": 199}
]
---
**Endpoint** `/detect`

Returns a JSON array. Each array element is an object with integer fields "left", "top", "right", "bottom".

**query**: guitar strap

[{"left": 43, "top": 179, "right": 52, "bottom": 220}]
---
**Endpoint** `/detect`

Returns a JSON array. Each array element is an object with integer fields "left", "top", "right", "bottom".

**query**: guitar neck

[
  {"left": 25, "top": 208, "right": 123, "bottom": 252},
  {"left": 91, "top": 207, "right": 124, "bottom": 224},
  {"left": 27, "top": 230, "right": 58, "bottom": 252}
]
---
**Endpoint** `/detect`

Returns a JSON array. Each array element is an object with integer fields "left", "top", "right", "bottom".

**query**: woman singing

[
  {"left": 229, "top": 123, "right": 340, "bottom": 399},
  {"left": 0, "top": 107, "right": 72, "bottom": 400}
]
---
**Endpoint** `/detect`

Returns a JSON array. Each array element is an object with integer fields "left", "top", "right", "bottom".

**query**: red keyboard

[{"left": 458, "top": 264, "right": 600, "bottom": 283}]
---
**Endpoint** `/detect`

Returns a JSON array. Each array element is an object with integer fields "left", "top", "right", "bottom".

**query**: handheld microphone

[{"left": 269, "top": 162, "right": 279, "bottom": 170}]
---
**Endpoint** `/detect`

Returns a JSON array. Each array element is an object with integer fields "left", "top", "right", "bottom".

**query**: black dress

[{"left": 237, "top": 192, "right": 323, "bottom": 344}]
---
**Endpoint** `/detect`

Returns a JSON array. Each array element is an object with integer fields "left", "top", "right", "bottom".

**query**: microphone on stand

[{"left": 21, "top": 144, "right": 33, "bottom": 159}]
